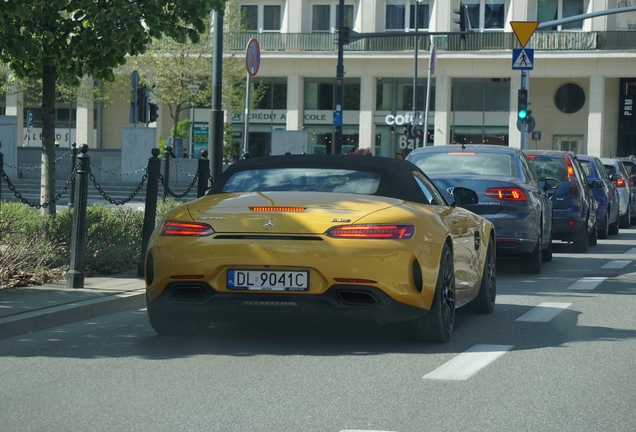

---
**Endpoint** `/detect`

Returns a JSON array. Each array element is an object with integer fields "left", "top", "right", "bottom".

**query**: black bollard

[
  {"left": 197, "top": 149, "right": 211, "bottom": 198},
  {"left": 138, "top": 148, "right": 161, "bottom": 277},
  {"left": 67, "top": 144, "right": 90, "bottom": 288},
  {"left": 161, "top": 146, "right": 172, "bottom": 200},
  {"left": 68, "top": 143, "right": 77, "bottom": 207}
]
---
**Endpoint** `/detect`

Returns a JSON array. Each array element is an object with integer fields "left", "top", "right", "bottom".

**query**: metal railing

[{"left": 222, "top": 31, "right": 636, "bottom": 53}]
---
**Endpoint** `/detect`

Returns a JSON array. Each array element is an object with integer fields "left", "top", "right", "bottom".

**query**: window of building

[
  {"left": 240, "top": 4, "right": 282, "bottom": 32},
  {"left": 376, "top": 79, "right": 435, "bottom": 112},
  {"left": 463, "top": 0, "right": 505, "bottom": 31},
  {"left": 554, "top": 83, "right": 585, "bottom": 114},
  {"left": 255, "top": 78, "right": 287, "bottom": 110},
  {"left": 240, "top": 5, "right": 258, "bottom": 31},
  {"left": 312, "top": 4, "right": 354, "bottom": 32},
  {"left": 386, "top": 0, "right": 430, "bottom": 31},
  {"left": 452, "top": 78, "right": 510, "bottom": 112},
  {"left": 537, "top": 0, "right": 584, "bottom": 30},
  {"left": 554, "top": 135, "right": 584, "bottom": 152},
  {"left": 305, "top": 79, "right": 360, "bottom": 111}
]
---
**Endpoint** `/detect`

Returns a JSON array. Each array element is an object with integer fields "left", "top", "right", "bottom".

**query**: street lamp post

[{"left": 412, "top": 0, "right": 423, "bottom": 145}]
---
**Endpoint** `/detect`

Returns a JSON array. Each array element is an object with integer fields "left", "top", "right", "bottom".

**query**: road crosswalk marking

[
  {"left": 601, "top": 260, "right": 631, "bottom": 269},
  {"left": 624, "top": 248, "right": 636, "bottom": 255},
  {"left": 515, "top": 302, "right": 571, "bottom": 322},
  {"left": 423, "top": 344, "right": 513, "bottom": 381},
  {"left": 567, "top": 277, "right": 607, "bottom": 290}
]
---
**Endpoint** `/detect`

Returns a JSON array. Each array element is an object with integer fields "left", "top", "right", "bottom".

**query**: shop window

[
  {"left": 305, "top": 79, "right": 360, "bottom": 111},
  {"left": 452, "top": 78, "right": 510, "bottom": 112}
]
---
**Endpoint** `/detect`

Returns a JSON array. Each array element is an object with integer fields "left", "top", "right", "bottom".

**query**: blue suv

[{"left": 524, "top": 150, "right": 598, "bottom": 253}]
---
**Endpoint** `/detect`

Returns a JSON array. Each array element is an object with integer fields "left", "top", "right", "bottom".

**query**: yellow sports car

[{"left": 144, "top": 155, "right": 496, "bottom": 342}]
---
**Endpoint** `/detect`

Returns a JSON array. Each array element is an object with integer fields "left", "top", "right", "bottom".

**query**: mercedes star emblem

[{"left": 261, "top": 218, "right": 277, "bottom": 230}]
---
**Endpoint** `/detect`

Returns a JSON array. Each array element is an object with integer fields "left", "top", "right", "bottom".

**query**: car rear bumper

[
  {"left": 552, "top": 216, "right": 586, "bottom": 240},
  {"left": 147, "top": 281, "right": 429, "bottom": 324}
]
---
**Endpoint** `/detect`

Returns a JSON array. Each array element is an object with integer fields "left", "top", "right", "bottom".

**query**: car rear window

[
  {"left": 603, "top": 164, "right": 616, "bottom": 176},
  {"left": 222, "top": 168, "right": 381, "bottom": 194},
  {"left": 579, "top": 160, "right": 593, "bottom": 177},
  {"left": 410, "top": 151, "right": 514, "bottom": 176},
  {"left": 526, "top": 157, "right": 567, "bottom": 182}
]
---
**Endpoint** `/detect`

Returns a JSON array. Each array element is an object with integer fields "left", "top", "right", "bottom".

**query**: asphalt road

[{"left": 1, "top": 231, "right": 636, "bottom": 432}]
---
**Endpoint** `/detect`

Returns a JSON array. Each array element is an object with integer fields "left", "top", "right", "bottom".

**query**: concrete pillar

[
  {"left": 509, "top": 74, "right": 522, "bottom": 149},
  {"left": 5, "top": 80, "right": 24, "bottom": 147},
  {"left": 359, "top": 75, "right": 376, "bottom": 150},
  {"left": 433, "top": 74, "right": 451, "bottom": 146},
  {"left": 75, "top": 77, "right": 94, "bottom": 148},
  {"left": 588, "top": 75, "right": 605, "bottom": 157},
  {"left": 286, "top": 75, "right": 304, "bottom": 131}
]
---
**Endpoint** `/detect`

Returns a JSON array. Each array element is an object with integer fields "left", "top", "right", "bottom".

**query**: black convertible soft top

[{"left": 208, "top": 154, "right": 434, "bottom": 204}]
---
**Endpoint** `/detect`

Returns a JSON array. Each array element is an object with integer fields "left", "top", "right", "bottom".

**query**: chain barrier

[
  {"left": 3, "top": 150, "right": 72, "bottom": 171},
  {"left": 0, "top": 162, "right": 77, "bottom": 209},
  {"left": 159, "top": 171, "right": 200, "bottom": 199},
  {"left": 88, "top": 167, "right": 148, "bottom": 205},
  {"left": 170, "top": 158, "right": 195, "bottom": 178},
  {"left": 89, "top": 161, "right": 146, "bottom": 177}
]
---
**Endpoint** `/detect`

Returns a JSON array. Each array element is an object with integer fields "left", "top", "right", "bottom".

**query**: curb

[{"left": 0, "top": 289, "right": 146, "bottom": 340}]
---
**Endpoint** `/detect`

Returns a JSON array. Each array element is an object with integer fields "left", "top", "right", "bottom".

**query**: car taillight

[
  {"left": 612, "top": 178, "right": 626, "bottom": 188},
  {"left": 565, "top": 157, "right": 580, "bottom": 195},
  {"left": 160, "top": 221, "right": 214, "bottom": 236},
  {"left": 484, "top": 187, "right": 527, "bottom": 201},
  {"left": 325, "top": 224, "right": 415, "bottom": 239}
]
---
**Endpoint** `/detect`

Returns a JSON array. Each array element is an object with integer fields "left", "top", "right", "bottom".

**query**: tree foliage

[{"left": 0, "top": 0, "right": 226, "bottom": 214}]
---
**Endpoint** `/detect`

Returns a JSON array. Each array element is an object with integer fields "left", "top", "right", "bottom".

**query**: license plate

[{"left": 227, "top": 270, "right": 309, "bottom": 291}]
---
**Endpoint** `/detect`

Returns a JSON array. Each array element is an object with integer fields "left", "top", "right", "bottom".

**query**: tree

[
  {"left": 0, "top": 0, "right": 226, "bottom": 215},
  {"left": 125, "top": 34, "right": 213, "bottom": 155}
]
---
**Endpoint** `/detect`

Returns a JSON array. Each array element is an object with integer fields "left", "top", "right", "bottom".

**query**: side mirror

[
  {"left": 453, "top": 187, "right": 479, "bottom": 206},
  {"left": 588, "top": 179, "right": 603, "bottom": 189},
  {"left": 542, "top": 177, "right": 560, "bottom": 191}
]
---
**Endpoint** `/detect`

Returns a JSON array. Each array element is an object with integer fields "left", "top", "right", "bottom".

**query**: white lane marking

[
  {"left": 341, "top": 430, "right": 396, "bottom": 432},
  {"left": 567, "top": 277, "right": 607, "bottom": 291},
  {"left": 515, "top": 302, "right": 571, "bottom": 322},
  {"left": 602, "top": 260, "right": 631, "bottom": 269},
  {"left": 423, "top": 344, "right": 513, "bottom": 381},
  {"left": 625, "top": 248, "right": 636, "bottom": 255}
]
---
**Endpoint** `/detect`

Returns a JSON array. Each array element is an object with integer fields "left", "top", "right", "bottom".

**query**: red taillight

[
  {"left": 484, "top": 187, "right": 527, "bottom": 201},
  {"left": 525, "top": 154, "right": 538, "bottom": 159},
  {"left": 325, "top": 224, "right": 415, "bottom": 239},
  {"left": 613, "top": 178, "right": 626, "bottom": 188},
  {"left": 160, "top": 221, "right": 214, "bottom": 236},
  {"left": 565, "top": 157, "right": 580, "bottom": 195}
]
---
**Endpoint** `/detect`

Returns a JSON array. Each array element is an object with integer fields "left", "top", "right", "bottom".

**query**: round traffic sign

[{"left": 245, "top": 38, "right": 261, "bottom": 77}]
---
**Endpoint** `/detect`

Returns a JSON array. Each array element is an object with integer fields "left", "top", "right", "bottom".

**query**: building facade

[{"left": 3, "top": 0, "right": 636, "bottom": 160}]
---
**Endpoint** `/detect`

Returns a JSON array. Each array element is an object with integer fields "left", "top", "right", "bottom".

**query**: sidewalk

[{"left": 0, "top": 271, "right": 146, "bottom": 340}]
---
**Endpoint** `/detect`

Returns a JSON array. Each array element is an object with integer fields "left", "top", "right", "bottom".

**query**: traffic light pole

[
  {"left": 520, "top": 70, "right": 529, "bottom": 150},
  {"left": 334, "top": 0, "right": 345, "bottom": 155}
]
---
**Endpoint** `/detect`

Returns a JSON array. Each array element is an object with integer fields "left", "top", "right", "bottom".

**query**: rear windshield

[
  {"left": 222, "top": 168, "right": 381, "bottom": 194},
  {"left": 604, "top": 164, "right": 616, "bottom": 176},
  {"left": 409, "top": 151, "right": 515, "bottom": 176},
  {"left": 579, "top": 160, "right": 593, "bottom": 177},
  {"left": 527, "top": 157, "right": 567, "bottom": 182}
]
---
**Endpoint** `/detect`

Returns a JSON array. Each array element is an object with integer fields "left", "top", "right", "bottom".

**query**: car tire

[
  {"left": 598, "top": 214, "right": 609, "bottom": 239},
  {"left": 620, "top": 202, "right": 631, "bottom": 229},
  {"left": 146, "top": 294, "right": 208, "bottom": 336},
  {"left": 610, "top": 211, "right": 621, "bottom": 235},
  {"left": 408, "top": 243, "right": 455, "bottom": 343},
  {"left": 520, "top": 236, "right": 542, "bottom": 274},
  {"left": 588, "top": 220, "right": 598, "bottom": 246},
  {"left": 541, "top": 236, "right": 553, "bottom": 262},
  {"left": 464, "top": 237, "right": 496, "bottom": 314},
  {"left": 573, "top": 220, "right": 589, "bottom": 253}
]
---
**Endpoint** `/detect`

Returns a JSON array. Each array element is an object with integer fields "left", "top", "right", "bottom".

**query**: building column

[
  {"left": 359, "top": 75, "right": 376, "bottom": 151},
  {"left": 286, "top": 75, "right": 304, "bottom": 131},
  {"left": 509, "top": 74, "right": 522, "bottom": 149},
  {"left": 75, "top": 77, "right": 94, "bottom": 148},
  {"left": 588, "top": 75, "right": 605, "bottom": 157},
  {"left": 5, "top": 79, "right": 24, "bottom": 147},
  {"left": 433, "top": 74, "right": 451, "bottom": 146}
]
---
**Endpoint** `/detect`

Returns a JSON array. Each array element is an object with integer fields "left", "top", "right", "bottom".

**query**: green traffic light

[{"left": 518, "top": 110, "right": 528, "bottom": 120}]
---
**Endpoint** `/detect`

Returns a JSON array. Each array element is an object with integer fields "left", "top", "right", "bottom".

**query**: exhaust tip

[{"left": 337, "top": 290, "right": 379, "bottom": 306}]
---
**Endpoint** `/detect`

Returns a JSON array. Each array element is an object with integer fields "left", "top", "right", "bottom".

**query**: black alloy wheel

[
  {"left": 573, "top": 218, "right": 589, "bottom": 253},
  {"left": 520, "top": 234, "right": 542, "bottom": 274},
  {"left": 598, "top": 213, "right": 610, "bottom": 239},
  {"left": 465, "top": 237, "right": 496, "bottom": 313}
]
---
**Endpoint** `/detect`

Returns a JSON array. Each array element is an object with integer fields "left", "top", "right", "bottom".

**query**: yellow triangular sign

[{"left": 510, "top": 21, "right": 539, "bottom": 47}]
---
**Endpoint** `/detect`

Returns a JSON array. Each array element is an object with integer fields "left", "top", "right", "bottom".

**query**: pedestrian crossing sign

[{"left": 512, "top": 48, "right": 534, "bottom": 70}]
